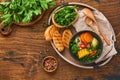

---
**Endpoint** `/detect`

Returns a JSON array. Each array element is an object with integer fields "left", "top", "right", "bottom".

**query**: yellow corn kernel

[{"left": 78, "top": 49, "right": 89, "bottom": 59}]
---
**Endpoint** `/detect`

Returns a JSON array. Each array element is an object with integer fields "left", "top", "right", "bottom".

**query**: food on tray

[
  {"left": 45, "top": 6, "right": 78, "bottom": 51},
  {"left": 49, "top": 25, "right": 60, "bottom": 39},
  {"left": 70, "top": 31, "right": 102, "bottom": 63},
  {"left": 44, "top": 25, "right": 73, "bottom": 51},
  {"left": 91, "top": 38, "right": 98, "bottom": 48},
  {"left": 52, "top": 6, "right": 78, "bottom": 28},
  {"left": 78, "top": 48, "right": 89, "bottom": 59},
  {"left": 62, "top": 29, "right": 72, "bottom": 48},
  {"left": 53, "top": 30, "right": 64, "bottom": 52},
  {"left": 44, "top": 25, "right": 53, "bottom": 41},
  {"left": 42, "top": 56, "right": 58, "bottom": 72},
  {"left": 83, "top": 8, "right": 110, "bottom": 45},
  {"left": 80, "top": 32, "right": 93, "bottom": 43},
  {"left": 44, "top": 25, "right": 59, "bottom": 41}
]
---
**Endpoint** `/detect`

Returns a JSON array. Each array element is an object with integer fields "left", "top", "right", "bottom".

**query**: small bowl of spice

[
  {"left": 42, "top": 56, "right": 58, "bottom": 72},
  {"left": 52, "top": 6, "right": 78, "bottom": 28}
]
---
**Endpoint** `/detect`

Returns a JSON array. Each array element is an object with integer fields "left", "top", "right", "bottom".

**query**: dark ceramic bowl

[{"left": 69, "top": 30, "right": 103, "bottom": 64}]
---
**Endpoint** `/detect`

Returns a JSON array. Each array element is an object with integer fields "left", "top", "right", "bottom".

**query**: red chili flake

[{"left": 43, "top": 56, "right": 57, "bottom": 72}]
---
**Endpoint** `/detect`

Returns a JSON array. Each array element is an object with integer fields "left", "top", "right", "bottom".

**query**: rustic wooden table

[{"left": 0, "top": 0, "right": 120, "bottom": 80}]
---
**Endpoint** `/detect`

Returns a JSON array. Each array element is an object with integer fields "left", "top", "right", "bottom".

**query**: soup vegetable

[
  {"left": 54, "top": 6, "right": 77, "bottom": 27},
  {"left": 70, "top": 32, "right": 102, "bottom": 63}
]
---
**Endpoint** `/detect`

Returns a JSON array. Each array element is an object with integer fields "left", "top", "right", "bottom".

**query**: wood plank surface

[{"left": 0, "top": 0, "right": 120, "bottom": 80}]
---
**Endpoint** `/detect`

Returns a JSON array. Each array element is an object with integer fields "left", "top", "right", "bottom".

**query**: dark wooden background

[{"left": 0, "top": 0, "right": 120, "bottom": 80}]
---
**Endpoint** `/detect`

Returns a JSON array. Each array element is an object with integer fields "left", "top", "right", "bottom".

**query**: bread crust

[
  {"left": 62, "top": 29, "right": 72, "bottom": 48},
  {"left": 53, "top": 30, "right": 64, "bottom": 52},
  {"left": 44, "top": 25, "right": 59, "bottom": 41}
]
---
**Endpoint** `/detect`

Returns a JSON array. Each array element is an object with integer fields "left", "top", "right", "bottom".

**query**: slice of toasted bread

[
  {"left": 53, "top": 30, "right": 64, "bottom": 52},
  {"left": 50, "top": 25, "right": 59, "bottom": 39},
  {"left": 44, "top": 25, "right": 53, "bottom": 41},
  {"left": 62, "top": 29, "right": 72, "bottom": 48},
  {"left": 44, "top": 25, "right": 59, "bottom": 41}
]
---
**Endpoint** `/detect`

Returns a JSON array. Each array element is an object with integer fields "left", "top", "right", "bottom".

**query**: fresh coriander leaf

[
  {"left": 48, "top": 1, "right": 56, "bottom": 8},
  {"left": 33, "top": 7, "right": 42, "bottom": 15},
  {"left": 1, "top": 14, "right": 11, "bottom": 19},
  {"left": 39, "top": 0, "right": 48, "bottom": 10},
  {"left": 13, "top": 14, "right": 20, "bottom": 23},
  {"left": 0, "top": 5, "right": 4, "bottom": 12},
  {"left": 2, "top": 16, "right": 12, "bottom": 27},
  {"left": 3, "top": 8, "right": 10, "bottom": 14},
  {"left": 0, "top": 2, "right": 10, "bottom": 7}
]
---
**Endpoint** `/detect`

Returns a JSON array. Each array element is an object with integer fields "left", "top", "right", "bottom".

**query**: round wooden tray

[{"left": 47, "top": 2, "right": 116, "bottom": 69}]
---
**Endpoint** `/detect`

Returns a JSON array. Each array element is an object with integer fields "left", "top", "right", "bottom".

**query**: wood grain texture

[{"left": 0, "top": 0, "right": 120, "bottom": 80}]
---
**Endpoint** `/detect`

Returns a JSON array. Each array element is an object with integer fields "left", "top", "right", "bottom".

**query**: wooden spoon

[
  {"left": 85, "top": 17, "right": 98, "bottom": 33},
  {"left": 82, "top": 8, "right": 97, "bottom": 23},
  {"left": 85, "top": 17, "right": 103, "bottom": 40},
  {"left": 83, "top": 8, "right": 110, "bottom": 45},
  {"left": 96, "top": 22, "right": 110, "bottom": 45}
]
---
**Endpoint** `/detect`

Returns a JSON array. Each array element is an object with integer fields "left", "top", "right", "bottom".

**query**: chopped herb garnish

[{"left": 54, "top": 6, "right": 77, "bottom": 27}]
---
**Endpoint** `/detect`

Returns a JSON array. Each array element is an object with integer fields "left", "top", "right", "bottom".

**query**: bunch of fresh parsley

[{"left": 0, "top": 0, "right": 56, "bottom": 27}]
